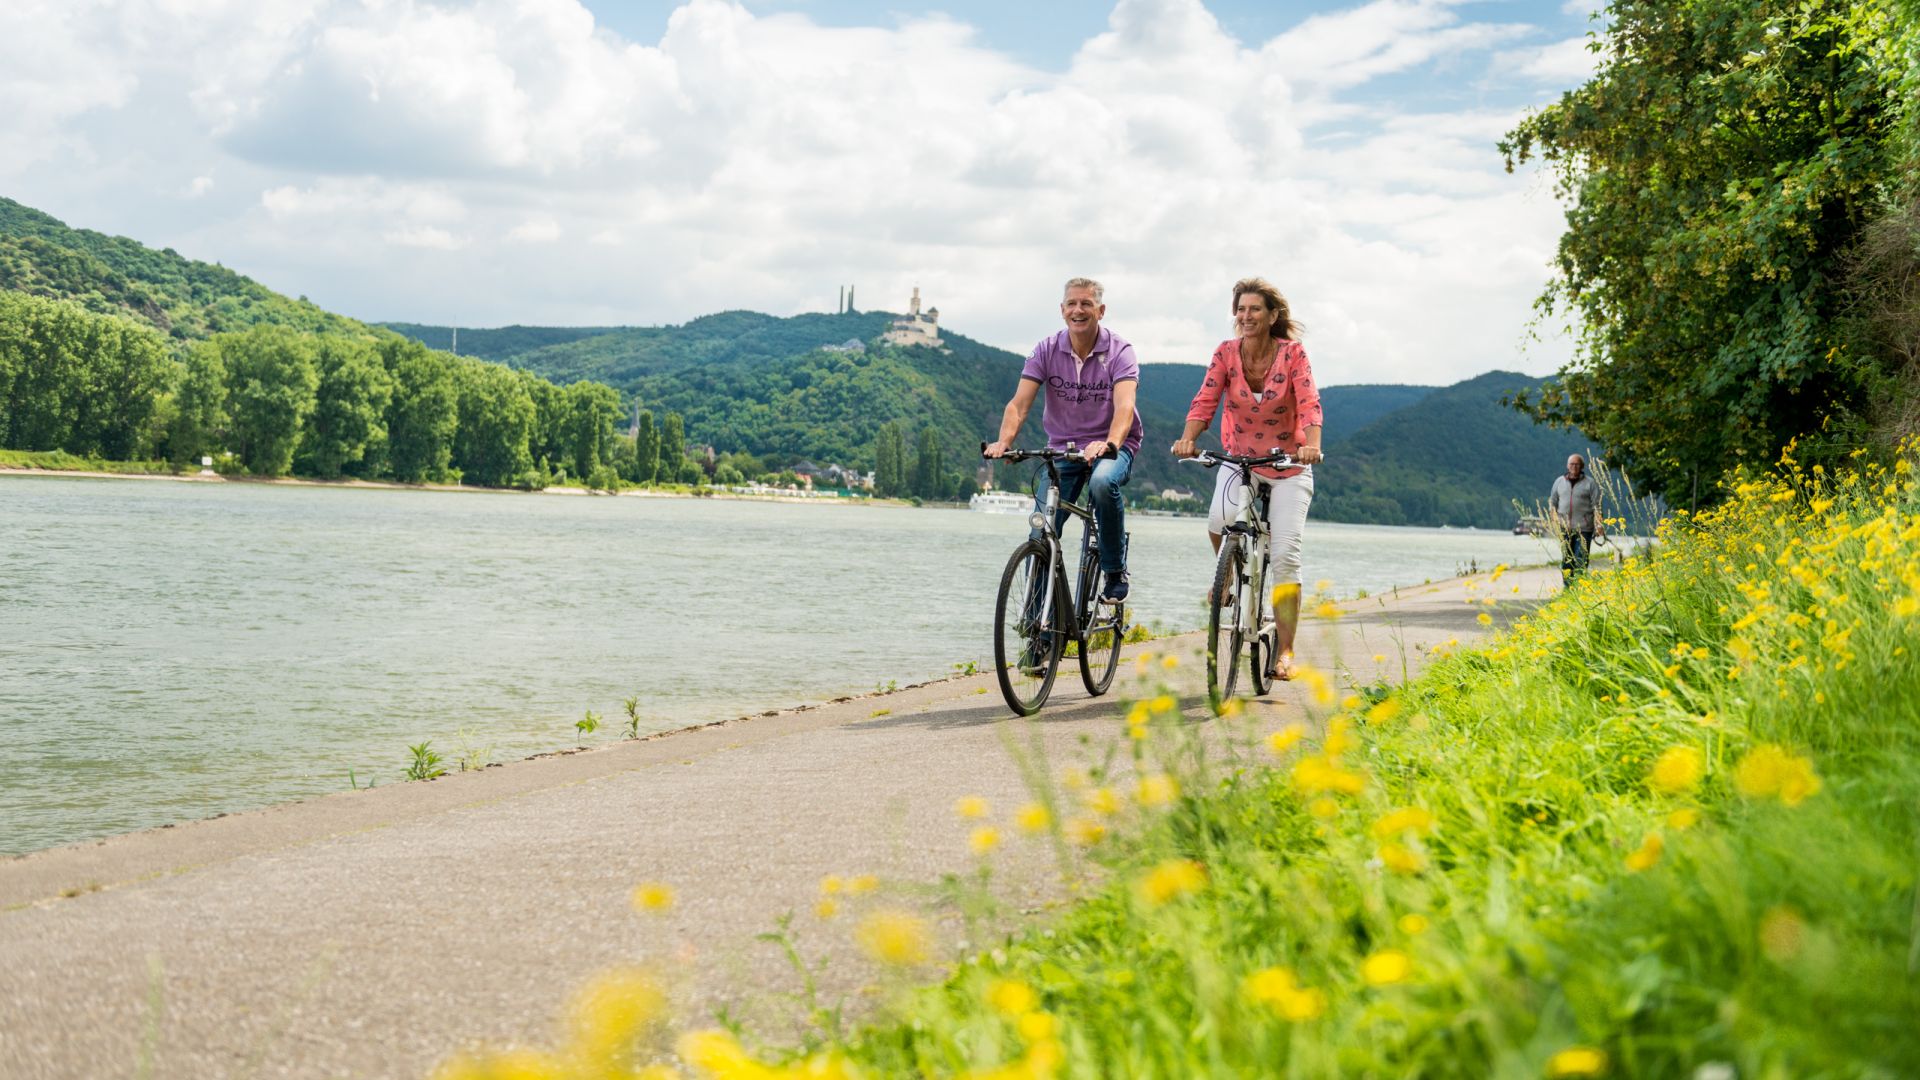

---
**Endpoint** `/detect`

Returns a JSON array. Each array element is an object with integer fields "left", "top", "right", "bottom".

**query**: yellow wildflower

[
  {"left": 1377, "top": 843, "right": 1424, "bottom": 875},
  {"left": 1648, "top": 746, "right": 1705, "bottom": 795},
  {"left": 1666, "top": 807, "right": 1701, "bottom": 831},
  {"left": 1161, "top": 654, "right": 1180, "bottom": 670},
  {"left": 1015, "top": 802, "right": 1051, "bottom": 833},
  {"left": 855, "top": 909, "right": 931, "bottom": 966},
  {"left": 1136, "top": 858, "right": 1207, "bottom": 906},
  {"left": 846, "top": 874, "right": 879, "bottom": 895},
  {"left": 1397, "top": 913, "right": 1430, "bottom": 935},
  {"left": 1292, "top": 754, "right": 1366, "bottom": 796},
  {"left": 630, "top": 882, "right": 676, "bottom": 914},
  {"left": 1546, "top": 1046, "right": 1609, "bottom": 1077},
  {"left": 1242, "top": 967, "right": 1327, "bottom": 1021},
  {"left": 1369, "top": 806, "right": 1437, "bottom": 839},
  {"left": 819, "top": 875, "right": 844, "bottom": 895},
  {"left": 1895, "top": 595, "right": 1919, "bottom": 619},
  {"left": 1366, "top": 697, "right": 1401, "bottom": 725},
  {"left": 985, "top": 978, "right": 1036, "bottom": 1017},
  {"left": 970, "top": 826, "right": 1001, "bottom": 856},
  {"left": 1266, "top": 724, "right": 1306, "bottom": 756},
  {"left": 1476, "top": 612, "right": 1493, "bottom": 626},
  {"left": 1360, "top": 949, "right": 1412, "bottom": 986},
  {"left": 1016, "top": 1010, "right": 1058, "bottom": 1042},
  {"left": 1065, "top": 817, "right": 1107, "bottom": 846},
  {"left": 815, "top": 898, "right": 839, "bottom": 919},
  {"left": 1307, "top": 797, "right": 1340, "bottom": 819},
  {"left": 1734, "top": 744, "right": 1821, "bottom": 805},
  {"left": 1323, "top": 716, "right": 1358, "bottom": 756},
  {"left": 431, "top": 1049, "right": 564, "bottom": 1080},
  {"left": 1371, "top": 652, "right": 1387, "bottom": 664},
  {"left": 1136, "top": 774, "right": 1179, "bottom": 808},
  {"left": 676, "top": 1030, "right": 764, "bottom": 1077},
  {"left": 1623, "top": 832, "right": 1663, "bottom": 872},
  {"left": 1314, "top": 600, "right": 1343, "bottom": 619},
  {"left": 955, "top": 795, "right": 990, "bottom": 820},
  {"left": 567, "top": 968, "right": 665, "bottom": 1064},
  {"left": 1085, "top": 786, "right": 1123, "bottom": 816}
]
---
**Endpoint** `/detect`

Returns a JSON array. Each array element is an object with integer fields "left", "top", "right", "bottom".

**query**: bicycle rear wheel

[
  {"left": 1078, "top": 562, "right": 1124, "bottom": 697},
  {"left": 1206, "top": 539, "right": 1246, "bottom": 713},
  {"left": 995, "top": 539, "right": 1064, "bottom": 715}
]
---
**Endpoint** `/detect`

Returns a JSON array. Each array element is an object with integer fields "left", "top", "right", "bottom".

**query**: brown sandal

[{"left": 1269, "top": 652, "right": 1295, "bottom": 681}]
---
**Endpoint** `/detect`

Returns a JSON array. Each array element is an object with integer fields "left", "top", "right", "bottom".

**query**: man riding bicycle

[{"left": 984, "top": 277, "right": 1144, "bottom": 602}]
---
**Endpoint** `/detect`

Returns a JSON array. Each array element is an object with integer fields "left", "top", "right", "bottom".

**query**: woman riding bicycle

[{"left": 1170, "top": 277, "right": 1323, "bottom": 681}]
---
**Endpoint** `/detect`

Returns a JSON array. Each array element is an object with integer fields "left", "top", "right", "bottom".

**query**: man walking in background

[
  {"left": 1549, "top": 452, "right": 1603, "bottom": 586},
  {"left": 984, "top": 277, "right": 1143, "bottom": 602}
]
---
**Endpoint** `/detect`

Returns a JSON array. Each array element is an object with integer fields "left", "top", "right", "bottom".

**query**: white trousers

[{"left": 1207, "top": 467, "right": 1314, "bottom": 585}]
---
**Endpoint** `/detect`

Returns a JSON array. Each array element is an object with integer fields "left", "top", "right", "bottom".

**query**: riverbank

[{"left": 0, "top": 567, "right": 1554, "bottom": 1079}]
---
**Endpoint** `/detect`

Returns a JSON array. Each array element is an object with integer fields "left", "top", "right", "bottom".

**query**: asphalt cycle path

[{"left": 0, "top": 568, "right": 1561, "bottom": 1079}]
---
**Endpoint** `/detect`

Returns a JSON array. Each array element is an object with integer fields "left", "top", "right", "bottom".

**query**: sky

[{"left": 0, "top": 0, "right": 1605, "bottom": 383}]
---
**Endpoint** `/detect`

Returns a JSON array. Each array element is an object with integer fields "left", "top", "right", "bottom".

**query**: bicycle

[
  {"left": 982, "top": 444, "right": 1128, "bottom": 716},
  {"left": 1182, "top": 448, "right": 1301, "bottom": 713}
]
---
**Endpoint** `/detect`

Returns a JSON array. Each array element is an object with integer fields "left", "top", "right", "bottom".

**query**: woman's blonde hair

[{"left": 1232, "top": 277, "right": 1300, "bottom": 340}]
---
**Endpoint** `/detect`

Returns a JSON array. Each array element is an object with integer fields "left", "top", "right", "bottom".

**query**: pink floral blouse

[{"left": 1185, "top": 338, "right": 1323, "bottom": 479}]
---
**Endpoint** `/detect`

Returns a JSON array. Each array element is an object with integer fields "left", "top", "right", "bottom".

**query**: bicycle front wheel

[
  {"left": 1207, "top": 538, "right": 1246, "bottom": 713},
  {"left": 1078, "top": 563, "right": 1124, "bottom": 698},
  {"left": 1248, "top": 554, "right": 1275, "bottom": 697},
  {"left": 994, "top": 539, "right": 1063, "bottom": 716}
]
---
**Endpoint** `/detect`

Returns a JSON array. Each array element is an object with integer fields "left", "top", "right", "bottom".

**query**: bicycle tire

[
  {"left": 1078, "top": 561, "right": 1124, "bottom": 698},
  {"left": 1206, "top": 539, "right": 1246, "bottom": 713},
  {"left": 994, "top": 539, "right": 1064, "bottom": 715}
]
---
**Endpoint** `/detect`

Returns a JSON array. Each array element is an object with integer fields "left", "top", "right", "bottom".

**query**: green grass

[
  {"left": 432, "top": 450, "right": 1920, "bottom": 1080},
  {"left": 0, "top": 449, "right": 180, "bottom": 475}
]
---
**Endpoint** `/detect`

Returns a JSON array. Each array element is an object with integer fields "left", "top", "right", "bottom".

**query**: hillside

[
  {"left": 0, "top": 196, "right": 363, "bottom": 341},
  {"left": 1316, "top": 370, "right": 1598, "bottom": 528}
]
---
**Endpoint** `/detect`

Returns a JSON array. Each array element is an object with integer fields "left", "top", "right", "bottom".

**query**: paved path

[{"left": 0, "top": 569, "right": 1560, "bottom": 1079}]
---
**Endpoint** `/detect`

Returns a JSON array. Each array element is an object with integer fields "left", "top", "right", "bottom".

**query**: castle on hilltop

[{"left": 882, "top": 287, "right": 941, "bottom": 348}]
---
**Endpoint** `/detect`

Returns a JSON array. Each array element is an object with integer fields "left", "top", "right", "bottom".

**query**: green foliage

[
  {"left": 404, "top": 741, "right": 445, "bottom": 782},
  {"left": 0, "top": 291, "right": 173, "bottom": 458},
  {"left": 221, "top": 325, "right": 319, "bottom": 477},
  {"left": 576, "top": 710, "right": 600, "bottom": 738},
  {"left": 376, "top": 322, "right": 623, "bottom": 363},
  {"left": 1501, "top": 0, "right": 1909, "bottom": 500},
  {"left": 872, "top": 421, "right": 909, "bottom": 497},
  {"left": 167, "top": 340, "right": 230, "bottom": 466},
  {"left": 380, "top": 337, "right": 458, "bottom": 483},
  {"left": 297, "top": 335, "right": 392, "bottom": 477},
  {"left": 630, "top": 410, "right": 659, "bottom": 484},
  {"left": 659, "top": 412, "right": 686, "bottom": 480},
  {"left": 453, "top": 360, "right": 537, "bottom": 487}
]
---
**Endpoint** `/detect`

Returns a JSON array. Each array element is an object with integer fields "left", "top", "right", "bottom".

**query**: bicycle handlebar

[
  {"left": 980, "top": 443, "right": 1118, "bottom": 462},
  {"left": 1179, "top": 448, "right": 1312, "bottom": 469}
]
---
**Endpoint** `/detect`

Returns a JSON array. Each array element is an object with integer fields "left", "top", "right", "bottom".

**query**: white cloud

[
  {"left": 1498, "top": 34, "right": 1602, "bottom": 87},
  {"left": 1, "top": 0, "right": 1579, "bottom": 385}
]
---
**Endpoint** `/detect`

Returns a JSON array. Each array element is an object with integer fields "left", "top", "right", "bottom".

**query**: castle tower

[{"left": 910, "top": 286, "right": 921, "bottom": 317}]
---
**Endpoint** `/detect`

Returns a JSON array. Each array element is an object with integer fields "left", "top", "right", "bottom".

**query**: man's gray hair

[{"left": 1063, "top": 277, "right": 1104, "bottom": 303}]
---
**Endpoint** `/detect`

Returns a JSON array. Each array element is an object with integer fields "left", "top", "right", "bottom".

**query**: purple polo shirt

[{"left": 1020, "top": 326, "right": 1144, "bottom": 453}]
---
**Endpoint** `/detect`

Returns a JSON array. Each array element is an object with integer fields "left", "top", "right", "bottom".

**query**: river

[{"left": 0, "top": 475, "right": 1556, "bottom": 855}]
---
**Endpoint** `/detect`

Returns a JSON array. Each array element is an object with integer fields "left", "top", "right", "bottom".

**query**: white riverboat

[{"left": 969, "top": 490, "right": 1032, "bottom": 514}]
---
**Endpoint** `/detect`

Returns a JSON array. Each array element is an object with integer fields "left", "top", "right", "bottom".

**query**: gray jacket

[{"left": 1550, "top": 473, "right": 1600, "bottom": 533}]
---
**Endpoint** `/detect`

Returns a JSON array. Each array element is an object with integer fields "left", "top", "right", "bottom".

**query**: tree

[
  {"left": 631, "top": 409, "right": 659, "bottom": 484},
  {"left": 1501, "top": 0, "right": 1907, "bottom": 499},
  {"left": 223, "top": 324, "right": 319, "bottom": 476},
  {"left": 452, "top": 360, "right": 536, "bottom": 487},
  {"left": 562, "top": 381, "right": 622, "bottom": 482},
  {"left": 658, "top": 412, "right": 686, "bottom": 481},
  {"left": 382, "top": 338, "right": 458, "bottom": 484},
  {"left": 872, "top": 421, "right": 908, "bottom": 497},
  {"left": 298, "top": 335, "right": 393, "bottom": 477},
  {"left": 167, "top": 339, "right": 230, "bottom": 465},
  {"left": 912, "top": 426, "right": 943, "bottom": 499},
  {"left": 0, "top": 291, "right": 169, "bottom": 458}
]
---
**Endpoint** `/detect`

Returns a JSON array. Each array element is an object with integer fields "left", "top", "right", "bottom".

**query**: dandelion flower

[
  {"left": 846, "top": 874, "right": 878, "bottom": 895},
  {"left": 1546, "top": 1046, "right": 1609, "bottom": 1077},
  {"left": 1397, "top": 913, "right": 1430, "bottom": 935},
  {"left": 1372, "top": 652, "right": 1387, "bottom": 664},
  {"left": 1017, "top": 1011, "right": 1059, "bottom": 1042},
  {"left": 1136, "top": 774, "right": 1179, "bottom": 808},
  {"left": 815, "top": 898, "right": 840, "bottom": 919},
  {"left": 855, "top": 909, "right": 931, "bottom": 966},
  {"left": 1623, "top": 832, "right": 1663, "bottom": 872},
  {"left": 1734, "top": 744, "right": 1821, "bottom": 805},
  {"left": 1135, "top": 858, "right": 1207, "bottom": 906},
  {"left": 1314, "top": 601, "right": 1343, "bottom": 619},
  {"left": 970, "top": 826, "right": 1001, "bottom": 855},
  {"left": 1894, "top": 595, "right": 1919, "bottom": 619},
  {"left": 1065, "top": 817, "right": 1107, "bottom": 846},
  {"left": 1648, "top": 745, "right": 1705, "bottom": 794},
  {"left": 631, "top": 882, "right": 676, "bottom": 914},
  {"left": 1366, "top": 697, "right": 1401, "bottom": 725},
  {"left": 1161, "top": 655, "right": 1180, "bottom": 670},
  {"left": 1242, "top": 967, "right": 1326, "bottom": 1021},
  {"left": 955, "top": 795, "right": 990, "bottom": 820},
  {"left": 1360, "top": 949, "right": 1412, "bottom": 986},
  {"left": 819, "top": 875, "right": 844, "bottom": 896},
  {"left": 1015, "top": 802, "right": 1051, "bottom": 833},
  {"left": 677, "top": 1030, "right": 760, "bottom": 1075},
  {"left": 1666, "top": 807, "right": 1701, "bottom": 831},
  {"left": 1308, "top": 797, "right": 1340, "bottom": 819},
  {"left": 1476, "top": 612, "right": 1493, "bottom": 626},
  {"left": 1085, "top": 786, "right": 1123, "bottom": 816}
]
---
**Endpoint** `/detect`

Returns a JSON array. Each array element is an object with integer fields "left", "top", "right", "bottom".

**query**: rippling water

[{"left": 0, "top": 475, "right": 1555, "bottom": 854}]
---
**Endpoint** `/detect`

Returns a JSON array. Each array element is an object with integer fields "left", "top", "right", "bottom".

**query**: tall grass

[
  {"left": 434, "top": 448, "right": 1919, "bottom": 1079},
  {"left": 0, "top": 448, "right": 180, "bottom": 475}
]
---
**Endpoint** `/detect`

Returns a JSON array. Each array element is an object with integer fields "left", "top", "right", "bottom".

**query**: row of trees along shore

[{"left": 0, "top": 289, "right": 711, "bottom": 490}]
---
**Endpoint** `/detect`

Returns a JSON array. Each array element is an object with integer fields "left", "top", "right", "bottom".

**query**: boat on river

[{"left": 970, "top": 490, "right": 1031, "bottom": 514}]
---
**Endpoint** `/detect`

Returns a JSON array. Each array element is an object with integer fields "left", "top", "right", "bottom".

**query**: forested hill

[
  {"left": 0, "top": 196, "right": 362, "bottom": 341},
  {"left": 1316, "top": 371, "right": 1599, "bottom": 529}
]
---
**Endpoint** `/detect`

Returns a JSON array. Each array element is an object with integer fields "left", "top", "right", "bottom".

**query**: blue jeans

[
  {"left": 1030, "top": 448, "right": 1133, "bottom": 574},
  {"left": 1561, "top": 530, "right": 1593, "bottom": 585}
]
